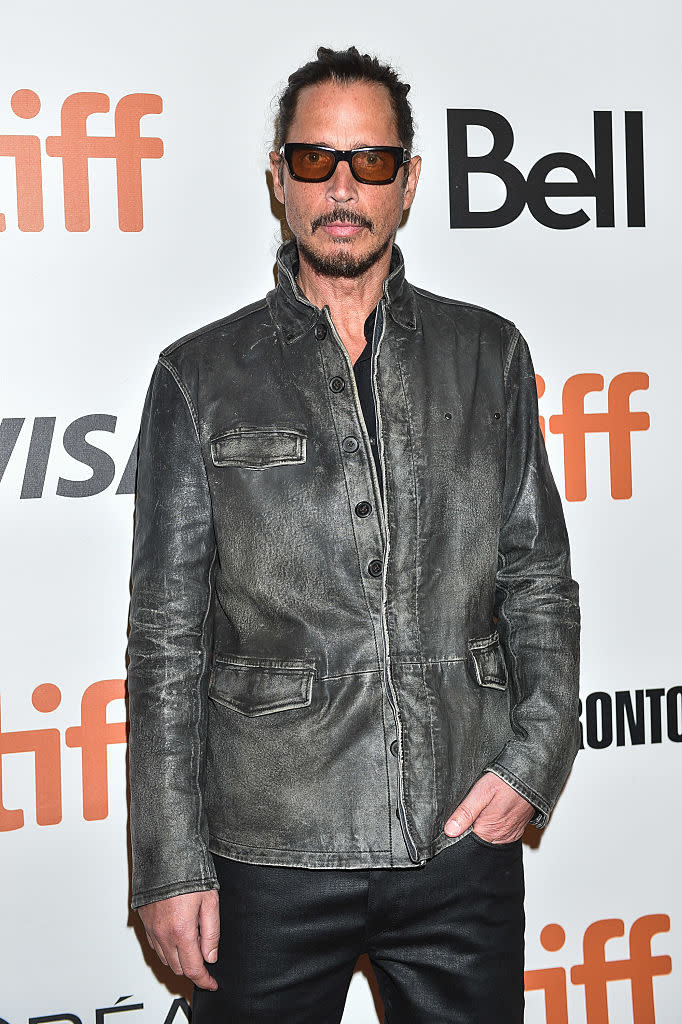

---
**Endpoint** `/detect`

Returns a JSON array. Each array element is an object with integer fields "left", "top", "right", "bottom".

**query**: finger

[
  {"left": 178, "top": 938, "right": 218, "bottom": 992},
  {"left": 199, "top": 893, "right": 221, "bottom": 964},
  {"left": 149, "top": 938, "right": 170, "bottom": 967},
  {"left": 143, "top": 928, "right": 169, "bottom": 967},
  {"left": 162, "top": 942, "right": 185, "bottom": 977}
]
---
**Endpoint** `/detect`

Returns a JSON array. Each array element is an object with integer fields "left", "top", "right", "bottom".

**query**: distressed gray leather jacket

[{"left": 127, "top": 239, "right": 580, "bottom": 910}]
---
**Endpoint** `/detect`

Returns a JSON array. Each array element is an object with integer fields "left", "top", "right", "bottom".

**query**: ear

[
  {"left": 402, "top": 154, "right": 422, "bottom": 213},
  {"left": 269, "top": 151, "right": 285, "bottom": 205}
]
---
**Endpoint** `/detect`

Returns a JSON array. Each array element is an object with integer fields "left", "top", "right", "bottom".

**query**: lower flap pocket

[
  {"left": 467, "top": 631, "right": 508, "bottom": 690},
  {"left": 209, "top": 654, "right": 316, "bottom": 716}
]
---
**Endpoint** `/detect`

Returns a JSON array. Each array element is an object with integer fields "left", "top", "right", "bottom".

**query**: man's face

[{"left": 270, "top": 80, "right": 421, "bottom": 279}]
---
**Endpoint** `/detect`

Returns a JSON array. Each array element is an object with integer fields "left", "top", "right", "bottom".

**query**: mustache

[{"left": 311, "top": 208, "right": 374, "bottom": 232}]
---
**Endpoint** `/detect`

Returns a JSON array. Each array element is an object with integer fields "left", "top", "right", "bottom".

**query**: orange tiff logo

[
  {"left": 0, "top": 679, "right": 126, "bottom": 829},
  {"left": 537, "top": 371, "right": 649, "bottom": 501},
  {"left": 526, "top": 916, "right": 672, "bottom": 1023},
  {"left": 0, "top": 90, "right": 163, "bottom": 231}
]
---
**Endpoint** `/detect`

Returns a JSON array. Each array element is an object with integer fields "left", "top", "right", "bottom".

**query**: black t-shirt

[{"left": 352, "top": 306, "right": 383, "bottom": 501}]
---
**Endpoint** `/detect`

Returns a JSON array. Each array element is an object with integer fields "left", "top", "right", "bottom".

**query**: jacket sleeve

[
  {"left": 127, "top": 356, "right": 219, "bottom": 909},
  {"left": 487, "top": 326, "right": 581, "bottom": 828}
]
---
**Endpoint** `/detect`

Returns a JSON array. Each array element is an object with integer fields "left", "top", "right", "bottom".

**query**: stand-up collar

[{"left": 270, "top": 239, "right": 418, "bottom": 344}]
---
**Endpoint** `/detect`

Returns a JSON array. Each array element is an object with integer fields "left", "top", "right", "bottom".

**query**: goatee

[{"left": 297, "top": 233, "right": 393, "bottom": 279}]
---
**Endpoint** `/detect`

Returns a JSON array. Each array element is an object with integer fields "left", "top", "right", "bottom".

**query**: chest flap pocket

[{"left": 210, "top": 426, "right": 307, "bottom": 470}]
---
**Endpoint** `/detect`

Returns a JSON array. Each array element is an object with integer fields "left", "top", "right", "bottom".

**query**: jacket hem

[
  {"left": 209, "top": 834, "right": 395, "bottom": 868},
  {"left": 208, "top": 828, "right": 469, "bottom": 869}
]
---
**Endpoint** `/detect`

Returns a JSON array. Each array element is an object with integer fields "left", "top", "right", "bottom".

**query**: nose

[{"left": 325, "top": 157, "right": 358, "bottom": 203}]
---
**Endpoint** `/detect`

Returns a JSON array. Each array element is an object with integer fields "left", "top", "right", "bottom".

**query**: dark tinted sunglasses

[{"left": 280, "top": 143, "right": 410, "bottom": 185}]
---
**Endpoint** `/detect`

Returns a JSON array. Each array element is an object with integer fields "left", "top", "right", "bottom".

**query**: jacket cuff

[
  {"left": 484, "top": 764, "right": 550, "bottom": 829},
  {"left": 131, "top": 877, "right": 220, "bottom": 911}
]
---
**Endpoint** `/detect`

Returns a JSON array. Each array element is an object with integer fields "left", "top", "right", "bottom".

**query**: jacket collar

[{"left": 270, "top": 239, "right": 418, "bottom": 343}]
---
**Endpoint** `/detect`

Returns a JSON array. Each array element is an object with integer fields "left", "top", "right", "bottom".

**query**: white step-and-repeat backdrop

[{"left": 1, "top": 1, "right": 679, "bottom": 1020}]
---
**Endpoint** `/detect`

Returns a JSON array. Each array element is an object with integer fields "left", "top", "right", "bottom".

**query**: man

[{"left": 127, "top": 46, "right": 580, "bottom": 1023}]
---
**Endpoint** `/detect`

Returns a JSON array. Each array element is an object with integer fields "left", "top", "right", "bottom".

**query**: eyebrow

[{"left": 297, "top": 141, "right": 396, "bottom": 150}]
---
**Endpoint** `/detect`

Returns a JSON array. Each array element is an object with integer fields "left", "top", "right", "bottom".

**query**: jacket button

[
  {"left": 389, "top": 739, "right": 398, "bottom": 757},
  {"left": 342, "top": 436, "right": 359, "bottom": 453},
  {"left": 355, "top": 501, "right": 372, "bottom": 518},
  {"left": 329, "top": 376, "right": 345, "bottom": 393},
  {"left": 315, "top": 323, "right": 328, "bottom": 340},
  {"left": 368, "top": 559, "right": 383, "bottom": 577}
]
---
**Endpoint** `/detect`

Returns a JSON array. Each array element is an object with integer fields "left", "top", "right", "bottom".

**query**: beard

[{"left": 296, "top": 208, "right": 393, "bottom": 279}]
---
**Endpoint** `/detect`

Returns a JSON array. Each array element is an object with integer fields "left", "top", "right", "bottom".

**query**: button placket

[
  {"left": 317, "top": 304, "right": 421, "bottom": 863},
  {"left": 318, "top": 314, "right": 386, "bottom": 615}
]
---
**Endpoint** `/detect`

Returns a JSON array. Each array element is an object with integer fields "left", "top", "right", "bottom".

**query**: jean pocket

[{"left": 469, "top": 829, "right": 522, "bottom": 850}]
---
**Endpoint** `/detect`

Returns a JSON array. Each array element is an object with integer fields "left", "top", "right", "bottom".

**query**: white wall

[{"left": 1, "top": 1, "right": 678, "bottom": 1020}]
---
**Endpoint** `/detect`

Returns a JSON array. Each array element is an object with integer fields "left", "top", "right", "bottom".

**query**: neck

[{"left": 294, "top": 244, "right": 392, "bottom": 362}]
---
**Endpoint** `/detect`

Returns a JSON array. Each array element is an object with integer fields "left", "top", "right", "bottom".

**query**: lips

[{"left": 322, "top": 223, "right": 364, "bottom": 237}]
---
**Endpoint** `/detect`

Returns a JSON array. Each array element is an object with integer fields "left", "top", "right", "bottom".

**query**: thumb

[
  {"left": 198, "top": 890, "right": 221, "bottom": 964},
  {"left": 444, "top": 780, "right": 492, "bottom": 837}
]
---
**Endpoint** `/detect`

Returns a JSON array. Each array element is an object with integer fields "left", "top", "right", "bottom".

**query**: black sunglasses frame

[{"left": 280, "top": 143, "right": 411, "bottom": 185}]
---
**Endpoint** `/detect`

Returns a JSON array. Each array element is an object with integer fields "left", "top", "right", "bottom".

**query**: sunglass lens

[
  {"left": 351, "top": 150, "right": 398, "bottom": 183},
  {"left": 290, "top": 147, "right": 336, "bottom": 180}
]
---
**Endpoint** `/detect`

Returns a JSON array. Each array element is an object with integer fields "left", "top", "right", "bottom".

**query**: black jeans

[{"left": 192, "top": 831, "right": 525, "bottom": 1023}]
